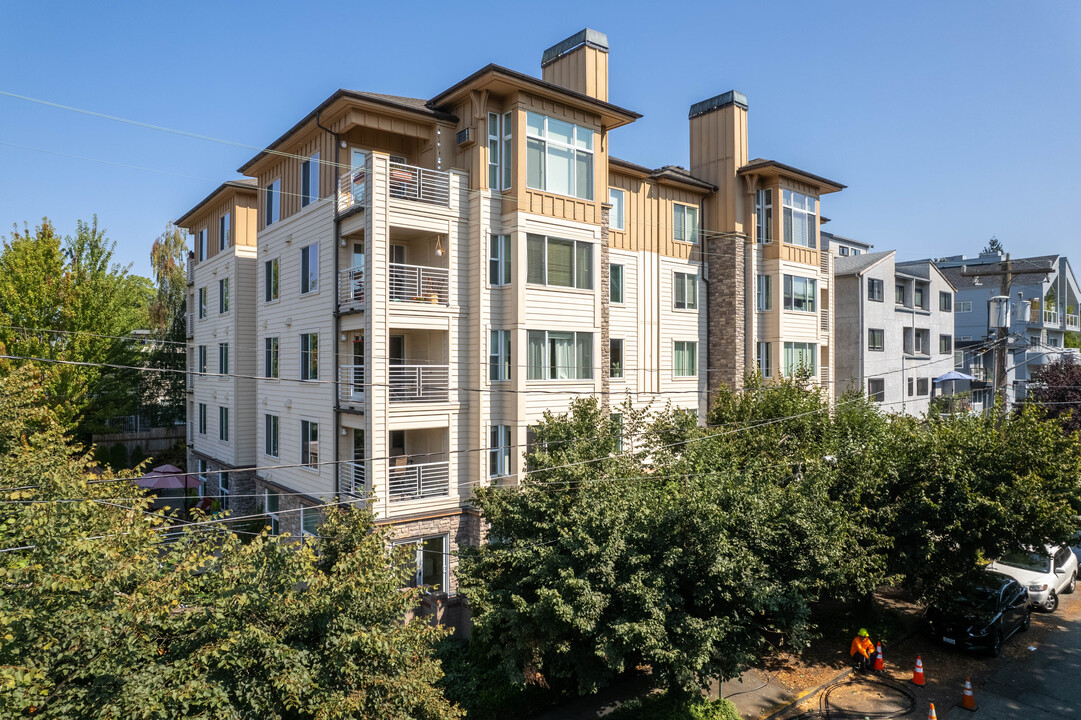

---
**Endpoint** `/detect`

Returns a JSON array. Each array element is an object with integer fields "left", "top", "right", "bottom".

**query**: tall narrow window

[
  {"left": 782, "top": 189, "right": 816, "bottom": 248},
  {"left": 610, "top": 338, "right": 624, "bottom": 378},
  {"left": 673, "top": 203, "right": 699, "bottom": 244},
  {"left": 939, "top": 334, "right": 953, "bottom": 354},
  {"left": 301, "top": 152, "right": 319, "bottom": 207},
  {"left": 490, "top": 329, "right": 511, "bottom": 382},
  {"left": 265, "top": 179, "right": 280, "bottom": 225},
  {"left": 198, "top": 287, "right": 207, "bottom": 318},
  {"left": 219, "top": 472, "right": 229, "bottom": 510},
  {"left": 218, "top": 343, "right": 229, "bottom": 375},
  {"left": 756, "top": 342, "right": 772, "bottom": 378},
  {"left": 868, "top": 278, "right": 884, "bottom": 302},
  {"left": 301, "top": 420, "right": 319, "bottom": 469},
  {"left": 939, "top": 291, "right": 952, "bottom": 311},
  {"left": 264, "top": 337, "right": 279, "bottom": 378},
  {"left": 489, "top": 234, "right": 511, "bottom": 286},
  {"left": 265, "top": 258, "right": 279, "bottom": 302},
  {"left": 198, "top": 402, "right": 207, "bottom": 434},
  {"left": 300, "top": 333, "right": 318, "bottom": 380},
  {"left": 914, "top": 285, "right": 926, "bottom": 309},
  {"left": 610, "top": 264, "right": 624, "bottom": 303},
  {"left": 868, "top": 328, "right": 885, "bottom": 351},
  {"left": 265, "top": 490, "right": 280, "bottom": 534},
  {"left": 867, "top": 378, "right": 885, "bottom": 402},
  {"left": 197, "top": 228, "right": 207, "bottom": 260},
  {"left": 610, "top": 413, "right": 623, "bottom": 452},
  {"left": 674, "top": 272, "right": 698, "bottom": 310},
  {"left": 218, "top": 212, "right": 230, "bottom": 251},
  {"left": 264, "top": 414, "right": 279, "bottom": 457},
  {"left": 197, "top": 345, "right": 207, "bottom": 374},
  {"left": 488, "top": 112, "right": 501, "bottom": 190},
  {"left": 609, "top": 188, "right": 625, "bottom": 231},
  {"left": 489, "top": 425, "right": 511, "bottom": 478},
  {"left": 219, "top": 406, "right": 229, "bottom": 442},
  {"left": 219, "top": 278, "right": 229, "bottom": 313},
  {"left": 502, "top": 111, "right": 513, "bottom": 190},
  {"left": 301, "top": 507, "right": 320, "bottom": 537},
  {"left": 674, "top": 341, "right": 698, "bottom": 377},
  {"left": 525, "top": 112, "right": 594, "bottom": 200},
  {"left": 756, "top": 189, "right": 773, "bottom": 243},
  {"left": 756, "top": 274, "right": 772, "bottom": 311},
  {"left": 895, "top": 284, "right": 906, "bottom": 305},
  {"left": 300, "top": 243, "right": 319, "bottom": 294}
]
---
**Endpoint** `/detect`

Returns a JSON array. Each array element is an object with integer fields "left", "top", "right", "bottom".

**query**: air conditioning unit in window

[{"left": 456, "top": 127, "right": 474, "bottom": 147}]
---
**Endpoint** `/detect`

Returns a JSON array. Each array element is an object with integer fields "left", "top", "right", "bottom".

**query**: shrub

[
  {"left": 608, "top": 694, "right": 741, "bottom": 720},
  {"left": 108, "top": 443, "right": 128, "bottom": 470},
  {"left": 129, "top": 444, "right": 145, "bottom": 467}
]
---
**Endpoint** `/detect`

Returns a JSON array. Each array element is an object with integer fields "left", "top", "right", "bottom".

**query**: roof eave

[{"left": 175, "top": 180, "right": 257, "bottom": 229}]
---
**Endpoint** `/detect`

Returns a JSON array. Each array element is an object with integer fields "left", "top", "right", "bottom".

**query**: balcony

[
  {"left": 388, "top": 460, "right": 449, "bottom": 503},
  {"left": 186, "top": 312, "right": 194, "bottom": 338},
  {"left": 390, "top": 364, "right": 449, "bottom": 403},
  {"left": 339, "top": 460, "right": 366, "bottom": 497},
  {"left": 186, "top": 255, "right": 194, "bottom": 286},
  {"left": 389, "top": 263, "right": 449, "bottom": 305},
  {"left": 338, "top": 266, "right": 365, "bottom": 308},
  {"left": 1067, "top": 313, "right": 1080, "bottom": 329},
  {"left": 1044, "top": 309, "right": 1059, "bottom": 325},
  {"left": 339, "top": 364, "right": 365, "bottom": 405},
  {"left": 336, "top": 161, "right": 451, "bottom": 214}
]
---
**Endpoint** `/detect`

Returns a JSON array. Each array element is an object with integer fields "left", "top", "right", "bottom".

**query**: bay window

[
  {"left": 527, "top": 330, "right": 593, "bottom": 380},
  {"left": 525, "top": 112, "right": 594, "bottom": 200},
  {"left": 490, "top": 425, "right": 511, "bottom": 478},
  {"left": 756, "top": 189, "right": 773, "bottom": 243},
  {"left": 490, "top": 329, "right": 511, "bottom": 382},
  {"left": 783, "top": 342, "right": 817, "bottom": 377},
  {"left": 783, "top": 275, "right": 817, "bottom": 312},
  {"left": 489, "top": 234, "right": 511, "bottom": 286},
  {"left": 782, "top": 189, "right": 816, "bottom": 248},
  {"left": 526, "top": 234, "right": 593, "bottom": 289},
  {"left": 488, "top": 112, "right": 513, "bottom": 191},
  {"left": 756, "top": 274, "right": 772, "bottom": 311}
]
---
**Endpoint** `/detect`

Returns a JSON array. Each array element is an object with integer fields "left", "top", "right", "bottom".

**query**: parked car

[
  {"left": 925, "top": 571, "right": 1031, "bottom": 657},
  {"left": 987, "top": 545, "right": 1077, "bottom": 612}
]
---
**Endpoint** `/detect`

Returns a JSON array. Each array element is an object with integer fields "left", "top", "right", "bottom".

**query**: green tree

[
  {"left": 0, "top": 368, "right": 461, "bottom": 719},
  {"left": 0, "top": 217, "right": 153, "bottom": 439},
  {"left": 982, "top": 236, "right": 1004, "bottom": 254},
  {"left": 140, "top": 223, "right": 189, "bottom": 426}
]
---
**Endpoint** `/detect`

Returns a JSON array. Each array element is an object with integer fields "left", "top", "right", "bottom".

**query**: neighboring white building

[{"left": 834, "top": 251, "right": 956, "bottom": 416}]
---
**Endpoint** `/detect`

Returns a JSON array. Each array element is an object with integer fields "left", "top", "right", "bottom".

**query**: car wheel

[
  {"left": 1066, "top": 572, "right": 1077, "bottom": 595},
  {"left": 1021, "top": 609, "right": 1032, "bottom": 631},
  {"left": 989, "top": 630, "right": 1004, "bottom": 658},
  {"left": 1044, "top": 590, "right": 1059, "bottom": 612}
]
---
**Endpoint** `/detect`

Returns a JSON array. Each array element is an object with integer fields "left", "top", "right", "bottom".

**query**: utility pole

[{"left": 960, "top": 254, "right": 1053, "bottom": 411}]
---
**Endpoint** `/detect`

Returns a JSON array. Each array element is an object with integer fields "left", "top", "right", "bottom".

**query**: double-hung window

[
  {"left": 939, "top": 334, "right": 953, "bottom": 354},
  {"left": 265, "top": 258, "right": 279, "bottom": 301},
  {"left": 490, "top": 330, "right": 511, "bottom": 382},
  {"left": 198, "top": 402, "right": 207, "bottom": 434},
  {"left": 219, "top": 278, "right": 229, "bottom": 314},
  {"left": 197, "top": 345, "right": 207, "bottom": 374},
  {"left": 674, "top": 341, "right": 697, "bottom": 377},
  {"left": 525, "top": 112, "right": 594, "bottom": 200},
  {"left": 673, "top": 203, "right": 699, "bottom": 244},
  {"left": 265, "top": 414, "right": 279, "bottom": 457},
  {"left": 487, "top": 112, "right": 513, "bottom": 191},
  {"left": 265, "top": 491, "right": 280, "bottom": 534},
  {"left": 218, "top": 213, "right": 230, "bottom": 251},
  {"left": 197, "top": 228, "right": 207, "bottom": 260},
  {"left": 265, "top": 179, "right": 280, "bottom": 226},
  {"left": 198, "top": 287, "right": 207, "bottom": 318},
  {"left": 783, "top": 275, "right": 817, "bottom": 312},
  {"left": 489, "top": 425, "right": 511, "bottom": 478},
  {"left": 757, "top": 342, "right": 772, "bottom": 378},
  {"left": 782, "top": 342, "right": 817, "bottom": 377},
  {"left": 610, "top": 338, "right": 624, "bottom": 379},
  {"left": 219, "top": 406, "right": 229, "bottom": 442},
  {"left": 300, "top": 333, "right": 318, "bottom": 380},
  {"left": 782, "top": 189, "right": 816, "bottom": 247},
  {"left": 300, "top": 243, "right": 319, "bottom": 294},
  {"left": 895, "top": 284, "right": 906, "bottom": 305},
  {"left": 301, "top": 152, "right": 319, "bottom": 207},
  {"left": 939, "top": 291, "right": 952, "bottom": 312},
  {"left": 218, "top": 343, "right": 229, "bottom": 375},
  {"left": 609, "top": 188, "right": 625, "bottom": 230},
  {"left": 610, "top": 264, "right": 624, "bottom": 303},
  {"left": 674, "top": 272, "right": 698, "bottom": 310},
  {"left": 489, "top": 234, "right": 511, "bottom": 286},
  {"left": 301, "top": 507, "right": 319, "bottom": 538},
  {"left": 914, "top": 285, "right": 927, "bottom": 309},
  {"left": 756, "top": 274, "right": 773, "bottom": 311},
  {"left": 756, "top": 189, "right": 773, "bottom": 243},
  {"left": 868, "top": 328, "right": 885, "bottom": 351},
  {"left": 868, "top": 278, "right": 884, "bottom": 302},
  {"left": 867, "top": 378, "right": 885, "bottom": 402},
  {"left": 301, "top": 420, "right": 319, "bottom": 470},
  {"left": 264, "top": 337, "right": 279, "bottom": 378},
  {"left": 527, "top": 330, "right": 593, "bottom": 380},
  {"left": 526, "top": 234, "right": 593, "bottom": 289}
]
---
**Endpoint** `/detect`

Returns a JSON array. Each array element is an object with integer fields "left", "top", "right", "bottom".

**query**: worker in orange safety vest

[{"left": 849, "top": 628, "right": 874, "bottom": 672}]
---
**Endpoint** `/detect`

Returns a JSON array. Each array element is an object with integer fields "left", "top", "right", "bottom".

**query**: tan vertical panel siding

[
  {"left": 235, "top": 192, "right": 258, "bottom": 247},
  {"left": 542, "top": 47, "right": 608, "bottom": 102},
  {"left": 689, "top": 103, "right": 748, "bottom": 235},
  {"left": 607, "top": 169, "right": 705, "bottom": 260}
]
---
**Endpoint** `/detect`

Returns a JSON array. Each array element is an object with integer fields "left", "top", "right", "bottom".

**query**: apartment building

[
  {"left": 937, "top": 252, "right": 1080, "bottom": 405},
  {"left": 176, "top": 179, "right": 259, "bottom": 515},
  {"left": 178, "top": 28, "right": 843, "bottom": 595},
  {"left": 834, "top": 251, "right": 956, "bottom": 416},
  {"left": 822, "top": 229, "right": 871, "bottom": 258}
]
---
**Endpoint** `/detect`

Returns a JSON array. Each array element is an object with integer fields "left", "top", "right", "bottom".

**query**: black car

[{"left": 924, "top": 570, "right": 1031, "bottom": 657}]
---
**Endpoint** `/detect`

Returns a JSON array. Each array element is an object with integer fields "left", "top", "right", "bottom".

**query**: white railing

[
  {"left": 820, "top": 306, "right": 829, "bottom": 333},
  {"left": 389, "top": 364, "right": 449, "bottom": 403},
  {"left": 339, "top": 461, "right": 366, "bottom": 497},
  {"left": 186, "top": 367, "right": 194, "bottom": 392},
  {"left": 819, "top": 365, "right": 830, "bottom": 387},
  {"left": 186, "top": 256, "right": 194, "bottom": 285},
  {"left": 388, "top": 460, "right": 450, "bottom": 502},
  {"left": 338, "top": 266, "right": 365, "bottom": 307},
  {"left": 1067, "top": 313, "right": 1080, "bottom": 329},
  {"left": 1044, "top": 309, "right": 1059, "bottom": 325},
  {"left": 186, "top": 312, "right": 194, "bottom": 337},
  {"left": 388, "top": 162, "right": 450, "bottom": 206},
  {"left": 338, "top": 365, "right": 365, "bottom": 404},
  {"left": 389, "top": 263, "right": 449, "bottom": 305},
  {"left": 820, "top": 249, "right": 830, "bottom": 275},
  {"left": 337, "top": 167, "right": 367, "bottom": 213}
]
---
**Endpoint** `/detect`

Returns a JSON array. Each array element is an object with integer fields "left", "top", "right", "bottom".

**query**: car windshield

[
  {"left": 936, "top": 578, "right": 1000, "bottom": 615},
  {"left": 998, "top": 551, "right": 1051, "bottom": 574}
]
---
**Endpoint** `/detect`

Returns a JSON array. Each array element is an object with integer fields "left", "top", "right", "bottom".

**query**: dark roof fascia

[
  {"left": 738, "top": 159, "right": 846, "bottom": 191},
  {"left": 609, "top": 157, "right": 716, "bottom": 192},
  {"left": 175, "top": 179, "right": 257, "bottom": 228},
  {"left": 238, "top": 89, "right": 458, "bottom": 174},
  {"left": 430, "top": 64, "right": 641, "bottom": 124}
]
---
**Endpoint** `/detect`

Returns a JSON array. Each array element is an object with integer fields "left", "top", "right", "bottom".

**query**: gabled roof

[
  {"left": 738, "top": 158, "right": 845, "bottom": 194},
  {"left": 834, "top": 250, "right": 893, "bottom": 276},
  {"left": 821, "top": 229, "right": 873, "bottom": 251},
  {"left": 609, "top": 156, "right": 716, "bottom": 192},
  {"left": 175, "top": 179, "right": 257, "bottom": 228}
]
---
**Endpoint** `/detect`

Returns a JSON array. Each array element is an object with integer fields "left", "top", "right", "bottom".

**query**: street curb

[{"left": 754, "top": 625, "right": 925, "bottom": 720}]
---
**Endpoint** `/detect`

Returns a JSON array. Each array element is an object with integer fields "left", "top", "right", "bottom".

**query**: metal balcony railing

[
  {"left": 186, "top": 312, "right": 194, "bottom": 338},
  {"left": 1067, "top": 313, "right": 1080, "bottom": 329},
  {"left": 338, "top": 266, "right": 365, "bottom": 307},
  {"left": 339, "top": 461, "right": 366, "bottom": 497},
  {"left": 820, "top": 306, "right": 829, "bottom": 333},
  {"left": 389, "top": 364, "right": 449, "bottom": 403},
  {"left": 389, "top": 263, "right": 449, "bottom": 305},
  {"left": 820, "top": 249, "right": 830, "bottom": 275},
  {"left": 186, "top": 256, "right": 194, "bottom": 285},
  {"left": 1044, "top": 309, "right": 1060, "bottom": 325},
  {"left": 186, "top": 368, "right": 194, "bottom": 392},
  {"left": 388, "top": 162, "right": 450, "bottom": 206},
  {"left": 819, "top": 365, "right": 830, "bottom": 387},
  {"left": 338, "top": 364, "right": 365, "bottom": 404},
  {"left": 337, "top": 167, "right": 367, "bottom": 213},
  {"left": 388, "top": 460, "right": 450, "bottom": 503}
]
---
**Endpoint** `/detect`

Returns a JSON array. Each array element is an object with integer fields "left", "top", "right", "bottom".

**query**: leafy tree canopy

[{"left": 1025, "top": 356, "right": 1081, "bottom": 436}]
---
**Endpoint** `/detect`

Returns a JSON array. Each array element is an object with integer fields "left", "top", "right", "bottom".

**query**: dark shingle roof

[
  {"left": 938, "top": 255, "right": 1057, "bottom": 290},
  {"left": 834, "top": 250, "right": 893, "bottom": 276},
  {"left": 609, "top": 157, "right": 715, "bottom": 191}
]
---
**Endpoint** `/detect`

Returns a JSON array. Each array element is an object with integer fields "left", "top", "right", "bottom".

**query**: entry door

[{"left": 351, "top": 334, "right": 364, "bottom": 401}]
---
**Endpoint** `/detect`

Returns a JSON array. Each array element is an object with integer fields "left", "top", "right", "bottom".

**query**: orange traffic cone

[
  {"left": 928, "top": 701, "right": 937, "bottom": 720},
  {"left": 873, "top": 642, "right": 885, "bottom": 671},
  {"left": 912, "top": 655, "right": 926, "bottom": 686},
  {"left": 961, "top": 676, "right": 978, "bottom": 711}
]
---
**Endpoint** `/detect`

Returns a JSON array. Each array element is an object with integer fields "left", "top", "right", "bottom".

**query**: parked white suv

[{"left": 988, "top": 545, "right": 1078, "bottom": 612}]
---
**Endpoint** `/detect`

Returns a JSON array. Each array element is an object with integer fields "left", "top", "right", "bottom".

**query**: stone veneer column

[
  {"left": 706, "top": 234, "right": 745, "bottom": 406},
  {"left": 599, "top": 204, "right": 611, "bottom": 410}
]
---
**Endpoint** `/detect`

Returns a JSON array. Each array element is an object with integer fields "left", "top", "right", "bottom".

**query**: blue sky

[{"left": 1, "top": 1, "right": 1078, "bottom": 279}]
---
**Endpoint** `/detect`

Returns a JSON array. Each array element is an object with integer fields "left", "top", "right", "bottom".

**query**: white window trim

[
  {"left": 301, "top": 507, "right": 319, "bottom": 537},
  {"left": 756, "top": 341, "right": 772, "bottom": 378},
  {"left": 525, "top": 112, "right": 595, "bottom": 201},
  {"left": 300, "top": 419, "right": 319, "bottom": 472},
  {"left": 489, "top": 234, "right": 511, "bottom": 287},
  {"left": 783, "top": 274, "right": 817, "bottom": 313},
  {"left": 609, "top": 188, "right": 626, "bottom": 231},
  {"left": 198, "top": 402, "right": 207, "bottom": 435},
  {"left": 264, "top": 258, "right": 280, "bottom": 303},
  {"left": 610, "top": 338, "right": 624, "bottom": 379},
  {"left": 673, "top": 340, "right": 698, "bottom": 378},
  {"left": 265, "top": 179, "right": 281, "bottom": 226},
  {"left": 218, "top": 213, "right": 230, "bottom": 252},
  {"left": 674, "top": 271, "right": 699, "bottom": 311},
  {"left": 300, "top": 243, "right": 320, "bottom": 295},
  {"left": 218, "top": 278, "right": 229, "bottom": 314},
  {"left": 219, "top": 406, "right": 229, "bottom": 443},
  {"left": 302, "top": 152, "right": 320, "bottom": 207},
  {"left": 300, "top": 333, "right": 319, "bottom": 381},
  {"left": 490, "top": 329, "right": 511, "bottom": 382},
  {"left": 526, "top": 330, "right": 594, "bottom": 381},
  {"left": 264, "top": 489, "right": 280, "bottom": 534},
  {"left": 264, "top": 337, "right": 279, "bottom": 379},
  {"left": 526, "top": 235, "right": 594, "bottom": 290},
  {"left": 610, "top": 263, "right": 625, "bottom": 304},
  {"left": 489, "top": 425, "right": 511, "bottom": 478},
  {"left": 264, "top": 413, "right": 279, "bottom": 458},
  {"left": 395, "top": 535, "right": 449, "bottom": 592},
  {"left": 218, "top": 342, "right": 229, "bottom": 376},
  {"left": 673, "top": 203, "right": 699, "bottom": 244}
]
